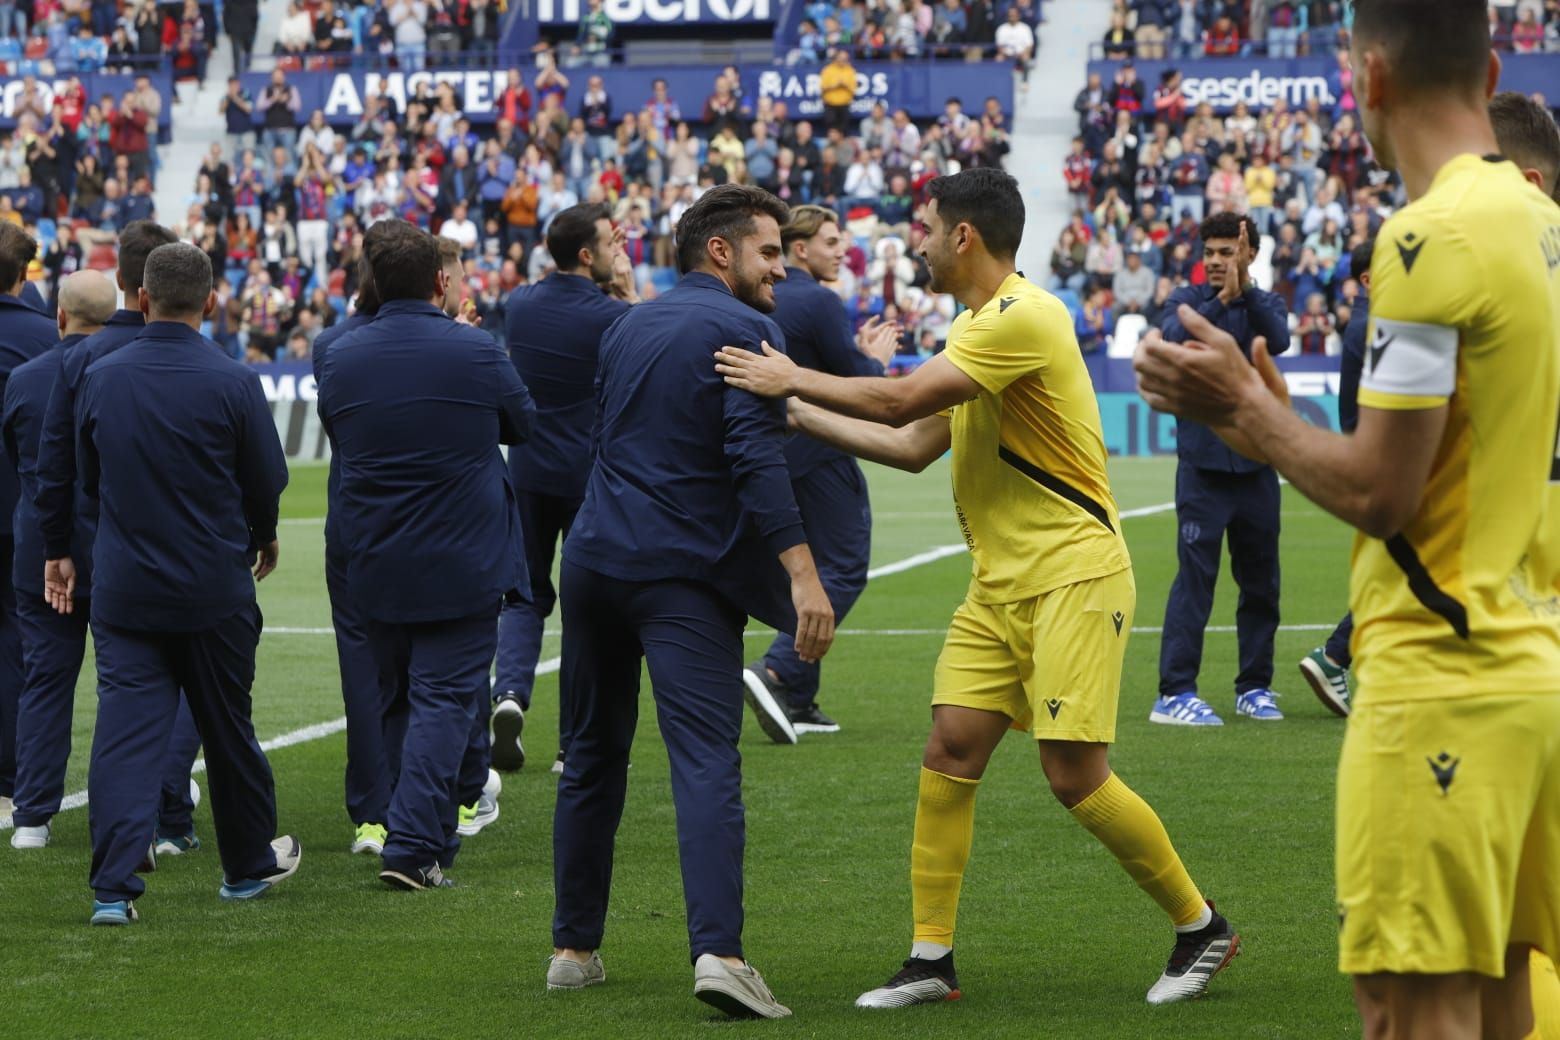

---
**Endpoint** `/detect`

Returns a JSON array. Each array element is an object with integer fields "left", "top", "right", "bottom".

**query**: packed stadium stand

[{"left": 0, "top": 0, "right": 1555, "bottom": 379}]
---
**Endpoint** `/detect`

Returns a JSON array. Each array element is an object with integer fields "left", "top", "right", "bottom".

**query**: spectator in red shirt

[
  {"left": 1204, "top": 14, "right": 1240, "bottom": 56},
  {"left": 107, "top": 90, "right": 151, "bottom": 186},
  {"left": 499, "top": 69, "right": 532, "bottom": 134}
]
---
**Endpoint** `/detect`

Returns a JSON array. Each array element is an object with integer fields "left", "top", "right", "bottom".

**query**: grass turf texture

[{"left": 0, "top": 457, "right": 1360, "bottom": 1039}]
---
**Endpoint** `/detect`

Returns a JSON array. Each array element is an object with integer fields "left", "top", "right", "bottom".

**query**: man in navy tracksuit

[
  {"left": 313, "top": 234, "right": 390, "bottom": 856},
  {"left": 318, "top": 220, "right": 534, "bottom": 891},
  {"left": 492, "top": 202, "right": 631, "bottom": 773},
  {"left": 1148, "top": 212, "right": 1291, "bottom": 727},
  {"left": 548, "top": 184, "right": 834, "bottom": 1019},
  {"left": 740, "top": 204, "right": 898, "bottom": 744},
  {"left": 4, "top": 271, "right": 116, "bottom": 849},
  {"left": 32, "top": 221, "right": 204, "bottom": 846},
  {"left": 0, "top": 224, "right": 61, "bottom": 817},
  {"left": 66, "top": 242, "right": 295, "bottom": 925},
  {"left": 1297, "top": 237, "right": 1372, "bottom": 719}
]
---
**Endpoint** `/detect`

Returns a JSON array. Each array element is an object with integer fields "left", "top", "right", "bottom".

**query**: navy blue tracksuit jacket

[
  {"left": 554, "top": 271, "right": 805, "bottom": 961},
  {"left": 0, "top": 293, "right": 57, "bottom": 800},
  {"left": 760, "top": 266, "right": 881, "bottom": 708},
  {"left": 494, "top": 272, "right": 629, "bottom": 712},
  {"left": 318, "top": 298, "right": 535, "bottom": 873},
  {"left": 1325, "top": 292, "right": 1369, "bottom": 667},
  {"left": 77, "top": 322, "right": 289, "bottom": 904},
  {"left": 1158, "top": 283, "right": 1290, "bottom": 699}
]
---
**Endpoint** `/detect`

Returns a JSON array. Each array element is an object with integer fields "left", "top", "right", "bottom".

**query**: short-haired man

[
  {"left": 548, "top": 184, "right": 834, "bottom": 1018},
  {"left": 1149, "top": 211, "right": 1291, "bottom": 726},
  {"left": 1136, "top": 1, "right": 1560, "bottom": 1032},
  {"left": 3, "top": 270, "right": 115, "bottom": 849},
  {"left": 1489, "top": 89, "right": 1560, "bottom": 201},
  {"left": 741, "top": 204, "right": 898, "bottom": 742},
  {"left": 0, "top": 223, "right": 56, "bottom": 821},
  {"left": 492, "top": 202, "right": 632, "bottom": 774},
  {"left": 318, "top": 221, "right": 534, "bottom": 891},
  {"left": 717, "top": 167, "right": 1235, "bottom": 1008},
  {"left": 64, "top": 242, "right": 296, "bottom": 925},
  {"left": 34, "top": 220, "right": 205, "bottom": 854}
]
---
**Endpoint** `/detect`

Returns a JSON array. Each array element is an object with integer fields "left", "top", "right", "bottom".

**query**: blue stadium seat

[{"left": 1052, "top": 287, "right": 1081, "bottom": 317}]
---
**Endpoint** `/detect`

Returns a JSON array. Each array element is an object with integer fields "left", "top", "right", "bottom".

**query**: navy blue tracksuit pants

[
  {"left": 553, "top": 561, "right": 747, "bottom": 961},
  {"left": 326, "top": 545, "right": 391, "bottom": 827},
  {"left": 761, "top": 458, "right": 870, "bottom": 710},
  {"left": 0, "top": 538, "right": 21, "bottom": 798},
  {"left": 1158, "top": 464, "right": 1281, "bottom": 697},
  {"left": 1326, "top": 612, "right": 1353, "bottom": 669},
  {"left": 494, "top": 488, "right": 582, "bottom": 711},
  {"left": 88, "top": 605, "right": 277, "bottom": 903},
  {"left": 371, "top": 609, "right": 496, "bottom": 874},
  {"left": 12, "top": 593, "right": 201, "bottom": 831}
]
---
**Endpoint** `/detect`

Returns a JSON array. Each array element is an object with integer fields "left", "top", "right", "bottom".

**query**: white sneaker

[
  {"left": 0, "top": 795, "right": 13, "bottom": 820},
  {"left": 457, "top": 793, "right": 499, "bottom": 837},
  {"left": 189, "top": 777, "right": 201, "bottom": 808},
  {"left": 546, "top": 952, "right": 606, "bottom": 990},
  {"left": 484, "top": 768, "right": 502, "bottom": 801},
  {"left": 11, "top": 823, "right": 50, "bottom": 849},
  {"left": 693, "top": 954, "right": 792, "bottom": 1019}
]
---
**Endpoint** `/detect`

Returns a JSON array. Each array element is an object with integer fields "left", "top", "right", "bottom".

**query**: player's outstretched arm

[
  {"left": 1136, "top": 304, "right": 1444, "bottom": 538},
  {"left": 788, "top": 400, "right": 951, "bottom": 473},
  {"left": 716, "top": 344, "right": 979, "bottom": 428}
]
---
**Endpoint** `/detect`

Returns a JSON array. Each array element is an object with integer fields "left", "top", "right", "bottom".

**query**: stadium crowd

[{"left": 0, "top": 0, "right": 257, "bottom": 81}]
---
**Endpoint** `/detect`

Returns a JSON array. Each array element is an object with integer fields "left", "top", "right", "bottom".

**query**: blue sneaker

[
  {"left": 1150, "top": 693, "right": 1224, "bottom": 726},
  {"left": 90, "top": 900, "right": 139, "bottom": 926},
  {"left": 1235, "top": 689, "right": 1284, "bottom": 721},
  {"left": 219, "top": 835, "right": 301, "bottom": 901},
  {"left": 154, "top": 831, "right": 201, "bottom": 856}
]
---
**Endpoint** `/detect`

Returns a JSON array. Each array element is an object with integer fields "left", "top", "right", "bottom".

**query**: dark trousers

[
  {"left": 1158, "top": 463, "right": 1281, "bottom": 697},
  {"left": 494, "top": 488, "right": 582, "bottom": 711},
  {"left": 13, "top": 592, "right": 202, "bottom": 830},
  {"left": 553, "top": 561, "right": 747, "bottom": 960},
  {"left": 0, "top": 538, "right": 21, "bottom": 798},
  {"left": 1326, "top": 612, "right": 1353, "bottom": 668},
  {"left": 370, "top": 609, "right": 496, "bottom": 873},
  {"left": 88, "top": 605, "right": 276, "bottom": 903},
  {"left": 761, "top": 458, "right": 870, "bottom": 709},
  {"left": 326, "top": 545, "right": 391, "bottom": 826}
]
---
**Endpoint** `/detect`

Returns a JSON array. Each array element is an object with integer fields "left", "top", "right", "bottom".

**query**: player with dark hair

[
  {"left": 1136, "top": 0, "right": 1560, "bottom": 1033},
  {"left": 492, "top": 202, "right": 632, "bottom": 776},
  {"left": 29, "top": 219, "right": 206, "bottom": 858},
  {"left": 65, "top": 241, "right": 296, "bottom": 925},
  {"left": 318, "top": 220, "right": 534, "bottom": 892},
  {"left": 717, "top": 165, "right": 1236, "bottom": 1009},
  {"left": 547, "top": 183, "right": 833, "bottom": 1019},
  {"left": 1490, "top": 90, "right": 1560, "bottom": 202},
  {"left": 739, "top": 203, "right": 900, "bottom": 743},
  {"left": 1150, "top": 209, "right": 1292, "bottom": 727}
]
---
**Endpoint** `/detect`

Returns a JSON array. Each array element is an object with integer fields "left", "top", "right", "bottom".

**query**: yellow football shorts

[
  {"left": 1336, "top": 692, "right": 1560, "bottom": 978},
  {"left": 931, "top": 568, "right": 1135, "bottom": 743}
]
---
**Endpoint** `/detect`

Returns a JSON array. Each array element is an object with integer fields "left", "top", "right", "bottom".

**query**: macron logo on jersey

[{"left": 1395, "top": 231, "right": 1427, "bottom": 276}]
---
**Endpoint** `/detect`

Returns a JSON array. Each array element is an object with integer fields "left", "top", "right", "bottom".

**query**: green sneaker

[
  {"left": 351, "top": 822, "right": 387, "bottom": 855},
  {"left": 1298, "top": 649, "right": 1351, "bottom": 718}
]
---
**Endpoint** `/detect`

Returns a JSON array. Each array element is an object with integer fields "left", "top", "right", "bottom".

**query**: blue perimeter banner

[
  {"left": 255, "top": 358, "right": 1341, "bottom": 460},
  {"left": 1086, "top": 54, "right": 1560, "bottom": 114},
  {"left": 0, "top": 73, "right": 174, "bottom": 135},
  {"left": 238, "top": 62, "right": 1014, "bottom": 126}
]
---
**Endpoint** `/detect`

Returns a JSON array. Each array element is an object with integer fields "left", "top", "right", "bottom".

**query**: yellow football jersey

[
  {"left": 941, "top": 271, "right": 1130, "bottom": 604},
  {"left": 1350, "top": 154, "right": 1560, "bottom": 702}
]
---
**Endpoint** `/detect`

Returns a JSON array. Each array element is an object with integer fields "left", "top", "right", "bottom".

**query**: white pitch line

[{"left": 4, "top": 488, "right": 1314, "bottom": 830}]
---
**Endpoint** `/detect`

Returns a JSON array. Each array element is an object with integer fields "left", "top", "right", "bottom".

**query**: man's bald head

[{"left": 57, "top": 269, "right": 117, "bottom": 336}]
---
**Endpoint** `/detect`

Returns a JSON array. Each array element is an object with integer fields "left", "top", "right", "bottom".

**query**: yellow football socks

[
  {"left": 1533, "top": 949, "right": 1560, "bottom": 1040},
  {"left": 1069, "top": 772, "right": 1207, "bottom": 928},
  {"left": 910, "top": 767, "right": 980, "bottom": 947}
]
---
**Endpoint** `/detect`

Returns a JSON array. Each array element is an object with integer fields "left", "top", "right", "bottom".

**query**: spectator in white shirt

[
  {"left": 439, "top": 200, "right": 480, "bottom": 257},
  {"left": 390, "top": 0, "right": 429, "bottom": 72},
  {"left": 844, "top": 146, "right": 885, "bottom": 207},
  {"left": 884, "top": 109, "right": 921, "bottom": 172},
  {"left": 995, "top": 7, "right": 1035, "bottom": 85}
]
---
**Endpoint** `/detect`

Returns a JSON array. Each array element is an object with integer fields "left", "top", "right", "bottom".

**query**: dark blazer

[
  {"left": 772, "top": 265, "right": 883, "bottom": 476},
  {"left": 3, "top": 333, "right": 87, "bottom": 596},
  {"left": 312, "top": 308, "right": 372, "bottom": 559},
  {"left": 0, "top": 294, "right": 58, "bottom": 538},
  {"left": 503, "top": 271, "right": 629, "bottom": 498},
  {"left": 1161, "top": 282, "right": 1291, "bottom": 474},
  {"left": 318, "top": 299, "right": 536, "bottom": 624},
  {"left": 77, "top": 322, "right": 287, "bottom": 630},
  {"left": 563, "top": 271, "right": 805, "bottom": 631},
  {"left": 1338, "top": 291, "right": 1366, "bottom": 435}
]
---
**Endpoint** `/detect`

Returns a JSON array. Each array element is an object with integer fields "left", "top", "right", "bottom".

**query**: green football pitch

[{"left": 0, "top": 457, "right": 1363, "bottom": 1039}]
